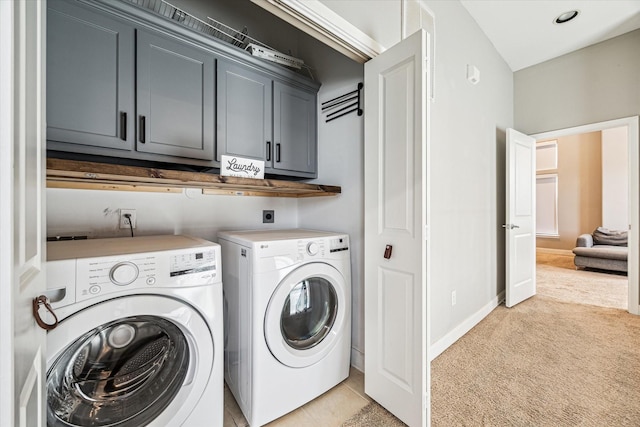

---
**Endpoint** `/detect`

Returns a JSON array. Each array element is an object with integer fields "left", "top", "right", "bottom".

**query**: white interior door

[
  {"left": 0, "top": 1, "right": 47, "bottom": 425},
  {"left": 364, "top": 30, "right": 429, "bottom": 427},
  {"left": 505, "top": 128, "right": 536, "bottom": 307}
]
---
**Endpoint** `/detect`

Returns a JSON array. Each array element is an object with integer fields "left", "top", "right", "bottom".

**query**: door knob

[
  {"left": 384, "top": 245, "right": 392, "bottom": 259},
  {"left": 502, "top": 224, "right": 520, "bottom": 229}
]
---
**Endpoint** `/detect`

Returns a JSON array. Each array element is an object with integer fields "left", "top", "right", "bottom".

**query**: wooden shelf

[{"left": 46, "top": 159, "right": 341, "bottom": 198}]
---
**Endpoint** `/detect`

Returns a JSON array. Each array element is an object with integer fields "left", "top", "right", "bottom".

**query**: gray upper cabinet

[
  {"left": 46, "top": 0, "right": 319, "bottom": 178},
  {"left": 137, "top": 31, "right": 215, "bottom": 161},
  {"left": 217, "top": 63, "right": 318, "bottom": 177},
  {"left": 217, "top": 61, "right": 272, "bottom": 165},
  {"left": 273, "top": 82, "right": 317, "bottom": 175},
  {"left": 47, "top": 0, "right": 135, "bottom": 150}
]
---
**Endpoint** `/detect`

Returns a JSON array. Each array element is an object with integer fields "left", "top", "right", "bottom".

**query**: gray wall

[
  {"left": 425, "top": 0, "right": 513, "bottom": 346},
  {"left": 515, "top": 29, "right": 640, "bottom": 134},
  {"left": 48, "top": 188, "right": 299, "bottom": 241}
]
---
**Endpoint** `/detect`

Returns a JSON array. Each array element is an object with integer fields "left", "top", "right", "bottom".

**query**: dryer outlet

[
  {"left": 262, "top": 210, "right": 275, "bottom": 223},
  {"left": 119, "top": 209, "right": 137, "bottom": 229}
]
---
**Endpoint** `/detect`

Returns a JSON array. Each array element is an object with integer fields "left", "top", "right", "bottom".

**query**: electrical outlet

[
  {"left": 451, "top": 290, "right": 457, "bottom": 306},
  {"left": 262, "top": 210, "right": 275, "bottom": 223},
  {"left": 119, "top": 209, "right": 137, "bottom": 229}
]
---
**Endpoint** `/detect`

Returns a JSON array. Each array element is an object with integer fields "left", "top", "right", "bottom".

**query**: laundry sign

[{"left": 221, "top": 155, "right": 265, "bottom": 179}]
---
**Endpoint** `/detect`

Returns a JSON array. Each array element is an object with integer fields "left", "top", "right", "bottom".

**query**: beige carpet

[
  {"left": 536, "top": 252, "right": 627, "bottom": 310},
  {"left": 537, "top": 264, "right": 627, "bottom": 310},
  {"left": 430, "top": 296, "right": 640, "bottom": 426},
  {"left": 343, "top": 260, "right": 639, "bottom": 426}
]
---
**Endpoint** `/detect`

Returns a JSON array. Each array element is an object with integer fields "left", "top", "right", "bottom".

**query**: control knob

[
  {"left": 306, "top": 242, "right": 319, "bottom": 256},
  {"left": 109, "top": 261, "right": 139, "bottom": 286}
]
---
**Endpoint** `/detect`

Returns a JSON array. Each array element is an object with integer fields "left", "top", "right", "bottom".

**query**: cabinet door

[
  {"left": 273, "top": 82, "right": 317, "bottom": 175},
  {"left": 47, "top": 0, "right": 135, "bottom": 149},
  {"left": 217, "top": 61, "right": 272, "bottom": 164},
  {"left": 137, "top": 31, "right": 215, "bottom": 160}
]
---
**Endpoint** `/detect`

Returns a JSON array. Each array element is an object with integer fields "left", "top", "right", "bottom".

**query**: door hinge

[
  {"left": 423, "top": 392, "right": 428, "bottom": 410},
  {"left": 424, "top": 225, "right": 430, "bottom": 241}
]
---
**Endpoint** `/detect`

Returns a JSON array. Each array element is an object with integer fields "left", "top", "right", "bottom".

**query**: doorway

[{"left": 531, "top": 116, "right": 639, "bottom": 314}]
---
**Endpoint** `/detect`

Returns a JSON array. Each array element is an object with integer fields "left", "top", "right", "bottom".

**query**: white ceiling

[{"left": 460, "top": 0, "right": 640, "bottom": 71}]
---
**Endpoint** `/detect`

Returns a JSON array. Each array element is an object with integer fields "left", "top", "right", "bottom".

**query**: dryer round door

[
  {"left": 46, "top": 295, "right": 214, "bottom": 427},
  {"left": 264, "top": 262, "right": 348, "bottom": 368}
]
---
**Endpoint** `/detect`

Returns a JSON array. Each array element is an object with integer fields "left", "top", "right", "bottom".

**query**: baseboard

[
  {"left": 536, "top": 247, "right": 573, "bottom": 256},
  {"left": 351, "top": 347, "right": 364, "bottom": 371},
  {"left": 429, "top": 291, "right": 505, "bottom": 361}
]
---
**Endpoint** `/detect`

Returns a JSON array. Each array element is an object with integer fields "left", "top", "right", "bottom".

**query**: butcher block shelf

[{"left": 46, "top": 159, "right": 341, "bottom": 198}]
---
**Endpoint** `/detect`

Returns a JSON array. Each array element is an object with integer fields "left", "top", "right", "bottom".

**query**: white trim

[
  {"left": 535, "top": 173, "right": 558, "bottom": 237},
  {"left": 0, "top": 1, "right": 15, "bottom": 423},
  {"left": 531, "top": 116, "right": 639, "bottom": 316},
  {"left": 429, "top": 291, "right": 505, "bottom": 361},
  {"left": 531, "top": 117, "right": 637, "bottom": 140},
  {"left": 250, "top": 0, "right": 384, "bottom": 63},
  {"left": 536, "top": 140, "right": 558, "bottom": 147},
  {"left": 535, "top": 140, "right": 558, "bottom": 171},
  {"left": 350, "top": 347, "right": 364, "bottom": 372},
  {"left": 536, "top": 247, "right": 573, "bottom": 256},
  {"left": 401, "top": 0, "right": 436, "bottom": 101}
]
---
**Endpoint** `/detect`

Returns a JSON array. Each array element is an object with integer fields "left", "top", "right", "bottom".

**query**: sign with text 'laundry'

[{"left": 221, "top": 155, "right": 265, "bottom": 179}]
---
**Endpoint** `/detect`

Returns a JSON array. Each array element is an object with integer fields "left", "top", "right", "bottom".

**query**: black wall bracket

[{"left": 321, "top": 82, "right": 363, "bottom": 123}]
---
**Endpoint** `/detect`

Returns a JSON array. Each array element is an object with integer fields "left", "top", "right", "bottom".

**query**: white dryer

[
  {"left": 218, "top": 229, "right": 351, "bottom": 426},
  {"left": 45, "top": 235, "right": 223, "bottom": 427}
]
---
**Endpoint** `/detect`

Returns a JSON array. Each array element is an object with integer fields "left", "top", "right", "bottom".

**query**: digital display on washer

[
  {"left": 329, "top": 237, "right": 349, "bottom": 253},
  {"left": 170, "top": 249, "right": 216, "bottom": 277}
]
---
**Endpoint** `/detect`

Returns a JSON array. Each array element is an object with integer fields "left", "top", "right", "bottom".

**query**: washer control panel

[
  {"left": 75, "top": 249, "right": 217, "bottom": 302},
  {"left": 295, "top": 235, "right": 350, "bottom": 260},
  {"left": 47, "top": 240, "right": 220, "bottom": 308},
  {"left": 242, "top": 232, "right": 350, "bottom": 273}
]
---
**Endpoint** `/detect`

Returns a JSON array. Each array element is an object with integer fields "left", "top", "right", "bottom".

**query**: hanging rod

[{"left": 321, "top": 83, "right": 363, "bottom": 123}]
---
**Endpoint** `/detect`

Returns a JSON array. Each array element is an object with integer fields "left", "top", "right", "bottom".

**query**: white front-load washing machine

[
  {"left": 45, "top": 235, "right": 223, "bottom": 427},
  {"left": 218, "top": 229, "right": 351, "bottom": 426}
]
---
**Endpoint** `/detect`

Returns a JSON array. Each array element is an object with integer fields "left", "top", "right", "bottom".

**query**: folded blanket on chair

[{"left": 593, "top": 227, "right": 628, "bottom": 246}]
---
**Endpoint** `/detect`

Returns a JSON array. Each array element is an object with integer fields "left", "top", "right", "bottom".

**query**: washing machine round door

[
  {"left": 46, "top": 295, "right": 214, "bottom": 427},
  {"left": 264, "top": 262, "right": 349, "bottom": 368}
]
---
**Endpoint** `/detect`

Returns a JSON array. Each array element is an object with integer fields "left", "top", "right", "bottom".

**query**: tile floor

[{"left": 223, "top": 367, "right": 370, "bottom": 427}]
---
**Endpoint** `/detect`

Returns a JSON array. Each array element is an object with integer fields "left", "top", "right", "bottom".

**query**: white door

[
  {"left": 0, "top": 1, "right": 48, "bottom": 425},
  {"left": 505, "top": 128, "right": 536, "bottom": 307},
  {"left": 364, "top": 30, "right": 429, "bottom": 427},
  {"left": 46, "top": 296, "right": 214, "bottom": 426},
  {"left": 264, "top": 262, "right": 349, "bottom": 368}
]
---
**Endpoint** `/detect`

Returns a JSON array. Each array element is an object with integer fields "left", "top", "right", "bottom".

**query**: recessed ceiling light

[{"left": 554, "top": 10, "right": 580, "bottom": 24}]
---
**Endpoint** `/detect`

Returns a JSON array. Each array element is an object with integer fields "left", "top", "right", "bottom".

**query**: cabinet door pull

[
  {"left": 120, "top": 112, "right": 127, "bottom": 141},
  {"left": 266, "top": 141, "right": 271, "bottom": 161},
  {"left": 276, "top": 143, "right": 281, "bottom": 163},
  {"left": 139, "top": 115, "right": 146, "bottom": 143}
]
